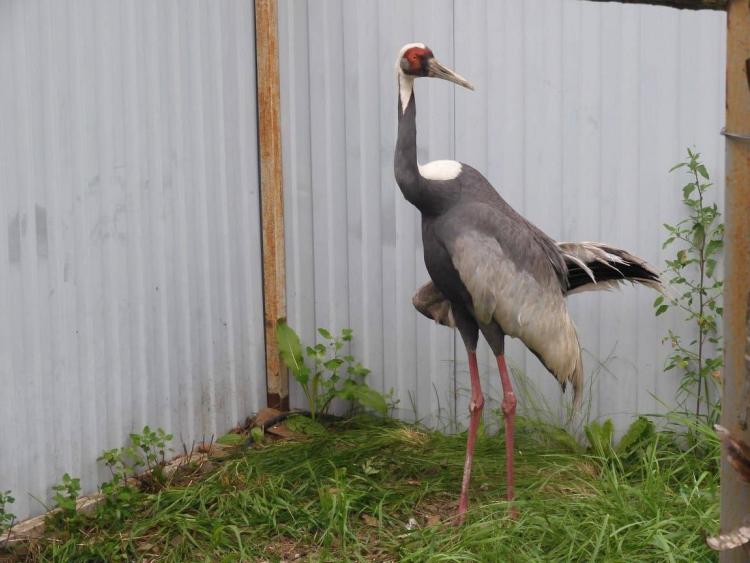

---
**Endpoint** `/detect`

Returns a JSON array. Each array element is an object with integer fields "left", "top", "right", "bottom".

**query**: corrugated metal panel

[
  {"left": 278, "top": 0, "right": 726, "bottom": 432},
  {"left": 0, "top": 0, "right": 265, "bottom": 521}
]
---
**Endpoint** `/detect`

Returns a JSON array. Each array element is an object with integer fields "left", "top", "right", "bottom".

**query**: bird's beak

[{"left": 427, "top": 59, "right": 474, "bottom": 90}]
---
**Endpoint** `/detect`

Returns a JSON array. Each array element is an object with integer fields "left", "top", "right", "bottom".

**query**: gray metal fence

[
  {"left": 278, "top": 0, "right": 726, "bottom": 431},
  {"left": 0, "top": 0, "right": 728, "bottom": 523},
  {"left": 0, "top": 0, "right": 266, "bottom": 521}
]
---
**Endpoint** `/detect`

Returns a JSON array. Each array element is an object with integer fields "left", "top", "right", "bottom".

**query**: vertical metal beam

[
  {"left": 720, "top": 1, "right": 750, "bottom": 560},
  {"left": 255, "top": 0, "right": 289, "bottom": 411}
]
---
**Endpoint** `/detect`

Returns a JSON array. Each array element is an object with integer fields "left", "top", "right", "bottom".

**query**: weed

[
  {"left": 276, "top": 322, "right": 388, "bottom": 420},
  {"left": 46, "top": 473, "right": 83, "bottom": 532},
  {"left": 95, "top": 426, "right": 173, "bottom": 526},
  {"left": 0, "top": 490, "right": 15, "bottom": 540},
  {"left": 657, "top": 148, "right": 723, "bottom": 424},
  {"left": 23, "top": 416, "right": 719, "bottom": 561}
]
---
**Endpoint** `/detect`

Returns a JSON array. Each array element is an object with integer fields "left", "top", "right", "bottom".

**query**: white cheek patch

[{"left": 418, "top": 160, "right": 462, "bottom": 181}]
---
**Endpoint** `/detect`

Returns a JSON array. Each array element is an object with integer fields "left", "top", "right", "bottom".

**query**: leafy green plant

[
  {"left": 129, "top": 426, "right": 173, "bottom": 480},
  {"left": 0, "top": 490, "right": 15, "bottom": 538},
  {"left": 584, "top": 419, "right": 615, "bottom": 458},
  {"left": 216, "top": 433, "right": 247, "bottom": 447},
  {"left": 656, "top": 148, "right": 723, "bottom": 424},
  {"left": 47, "top": 473, "right": 83, "bottom": 531},
  {"left": 616, "top": 416, "right": 656, "bottom": 461},
  {"left": 584, "top": 417, "right": 658, "bottom": 466},
  {"left": 99, "top": 426, "right": 173, "bottom": 490},
  {"left": 95, "top": 426, "right": 173, "bottom": 525},
  {"left": 276, "top": 322, "right": 387, "bottom": 420}
]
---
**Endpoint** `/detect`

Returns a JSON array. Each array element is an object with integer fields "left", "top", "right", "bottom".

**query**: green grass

[{"left": 18, "top": 416, "right": 719, "bottom": 562}]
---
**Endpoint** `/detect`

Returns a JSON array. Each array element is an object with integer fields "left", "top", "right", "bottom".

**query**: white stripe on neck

[{"left": 399, "top": 74, "right": 414, "bottom": 115}]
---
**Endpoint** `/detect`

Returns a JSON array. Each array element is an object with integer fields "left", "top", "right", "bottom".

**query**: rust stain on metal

[
  {"left": 721, "top": 1, "right": 750, "bottom": 561},
  {"left": 255, "top": 0, "right": 289, "bottom": 411}
]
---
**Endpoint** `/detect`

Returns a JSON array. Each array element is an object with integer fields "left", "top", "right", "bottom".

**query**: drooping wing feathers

[
  {"left": 448, "top": 231, "right": 583, "bottom": 407},
  {"left": 411, "top": 239, "right": 662, "bottom": 409},
  {"left": 558, "top": 241, "right": 663, "bottom": 295},
  {"left": 412, "top": 281, "right": 455, "bottom": 328}
]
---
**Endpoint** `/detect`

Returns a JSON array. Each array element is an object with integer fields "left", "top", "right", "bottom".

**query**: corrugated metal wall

[
  {"left": 0, "top": 0, "right": 265, "bottom": 521},
  {"left": 278, "top": 0, "right": 726, "bottom": 432}
]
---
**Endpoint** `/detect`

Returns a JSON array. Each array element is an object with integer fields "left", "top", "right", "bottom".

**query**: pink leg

[
  {"left": 496, "top": 355, "right": 517, "bottom": 510},
  {"left": 456, "top": 350, "right": 484, "bottom": 525}
]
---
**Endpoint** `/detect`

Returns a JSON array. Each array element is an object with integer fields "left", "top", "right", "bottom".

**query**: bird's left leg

[
  {"left": 454, "top": 311, "right": 481, "bottom": 525},
  {"left": 496, "top": 354, "right": 517, "bottom": 506},
  {"left": 456, "top": 348, "right": 484, "bottom": 524}
]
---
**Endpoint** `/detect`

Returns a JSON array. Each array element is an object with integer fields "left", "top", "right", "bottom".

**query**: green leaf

[
  {"left": 338, "top": 382, "right": 387, "bottom": 414},
  {"left": 250, "top": 427, "right": 265, "bottom": 444},
  {"left": 706, "top": 259, "right": 717, "bottom": 278},
  {"left": 584, "top": 420, "right": 615, "bottom": 458},
  {"left": 669, "top": 162, "right": 687, "bottom": 172},
  {"left": 217, "top": 433, "right": 246, "bottom": 446},
  {"left": 682, "top": 183, "right": 696, "bottom": 200},
  {"left": 286, "top": 415, "right": 327, "bottom": 436},
  {"left": 317, "top": 328, "right": 333, "bottom": 340},
  {"left": 692, "top": 223, "right": 705, "bottom": 247},
  {"left": 276, "top": 321, "right": 309, "bottom": 383},
  {"left": 323, "top": 358, "right": 344, "bottom": 370},
  {"left": 705, "top": 239, "right": 722, "bottom": 257},
  {"left": 696, "top": 164, "right": 709, "bottom": 179},
  {"left": 341, "top": 328, "right": 353, "bottom": 341},
  {"left": 616, "top": 417, "right": 655, "bottom": 457},
  {"left": 653, "top": 295, "right": 664, "bottom": 308},
  {"left": 655, "top": 304, "right": 668, "bottom": 316}
]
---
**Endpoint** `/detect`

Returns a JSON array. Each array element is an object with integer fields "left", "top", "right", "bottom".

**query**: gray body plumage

[{"left": 396, "top": 86, "right": 661, "bottom": 407}]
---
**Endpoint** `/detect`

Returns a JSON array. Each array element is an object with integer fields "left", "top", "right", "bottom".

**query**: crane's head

[{"left": 396, "top": 43, "right": 474, "bottom": 90}]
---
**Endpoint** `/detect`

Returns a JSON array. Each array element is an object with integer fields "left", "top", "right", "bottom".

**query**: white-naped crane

[{"left": 394, "top": 43, "right": 662, "bottom": 523}]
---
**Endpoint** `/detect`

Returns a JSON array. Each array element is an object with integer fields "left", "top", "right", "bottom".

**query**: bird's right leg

[{"left": 456, "top": 346, "right": 483, "bottom": 524}]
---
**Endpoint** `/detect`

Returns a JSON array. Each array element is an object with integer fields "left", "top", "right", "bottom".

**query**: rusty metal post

[
  {"left": 255, "top": 0, "right": 289, "bottom": 411},
  {"left": 720, "top": 1, "right": 750, "bottom": 560}
]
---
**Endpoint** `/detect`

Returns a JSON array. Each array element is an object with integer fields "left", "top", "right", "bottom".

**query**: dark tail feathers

[{"left": 558, "top": 241, "right": 663, "bottom": 295}]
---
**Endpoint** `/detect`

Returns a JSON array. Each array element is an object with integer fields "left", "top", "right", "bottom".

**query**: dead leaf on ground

[
  {"left": 425, "top": 514, "right": 441, "bottom": 527},
  {"left": 264, "top": 535, "right": 314, "bottom": 561},
  {"left": 361, "top": 514, "right": 379, "bottom": 527},
  {"left": 254, "top": 407, "right": 283, "bottom": 428}
]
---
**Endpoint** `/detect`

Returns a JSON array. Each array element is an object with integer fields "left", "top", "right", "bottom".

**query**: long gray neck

[{"left": 394, "top": 76, "right": 421, "bottom": 206}]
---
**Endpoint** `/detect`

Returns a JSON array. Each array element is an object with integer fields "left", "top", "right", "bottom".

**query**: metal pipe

[
  {"left": 255, "top": 0, "right": 289, "bottom": 411},
  {"left": 720, "top": 1, "right": 750, "bottom": 560}
]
